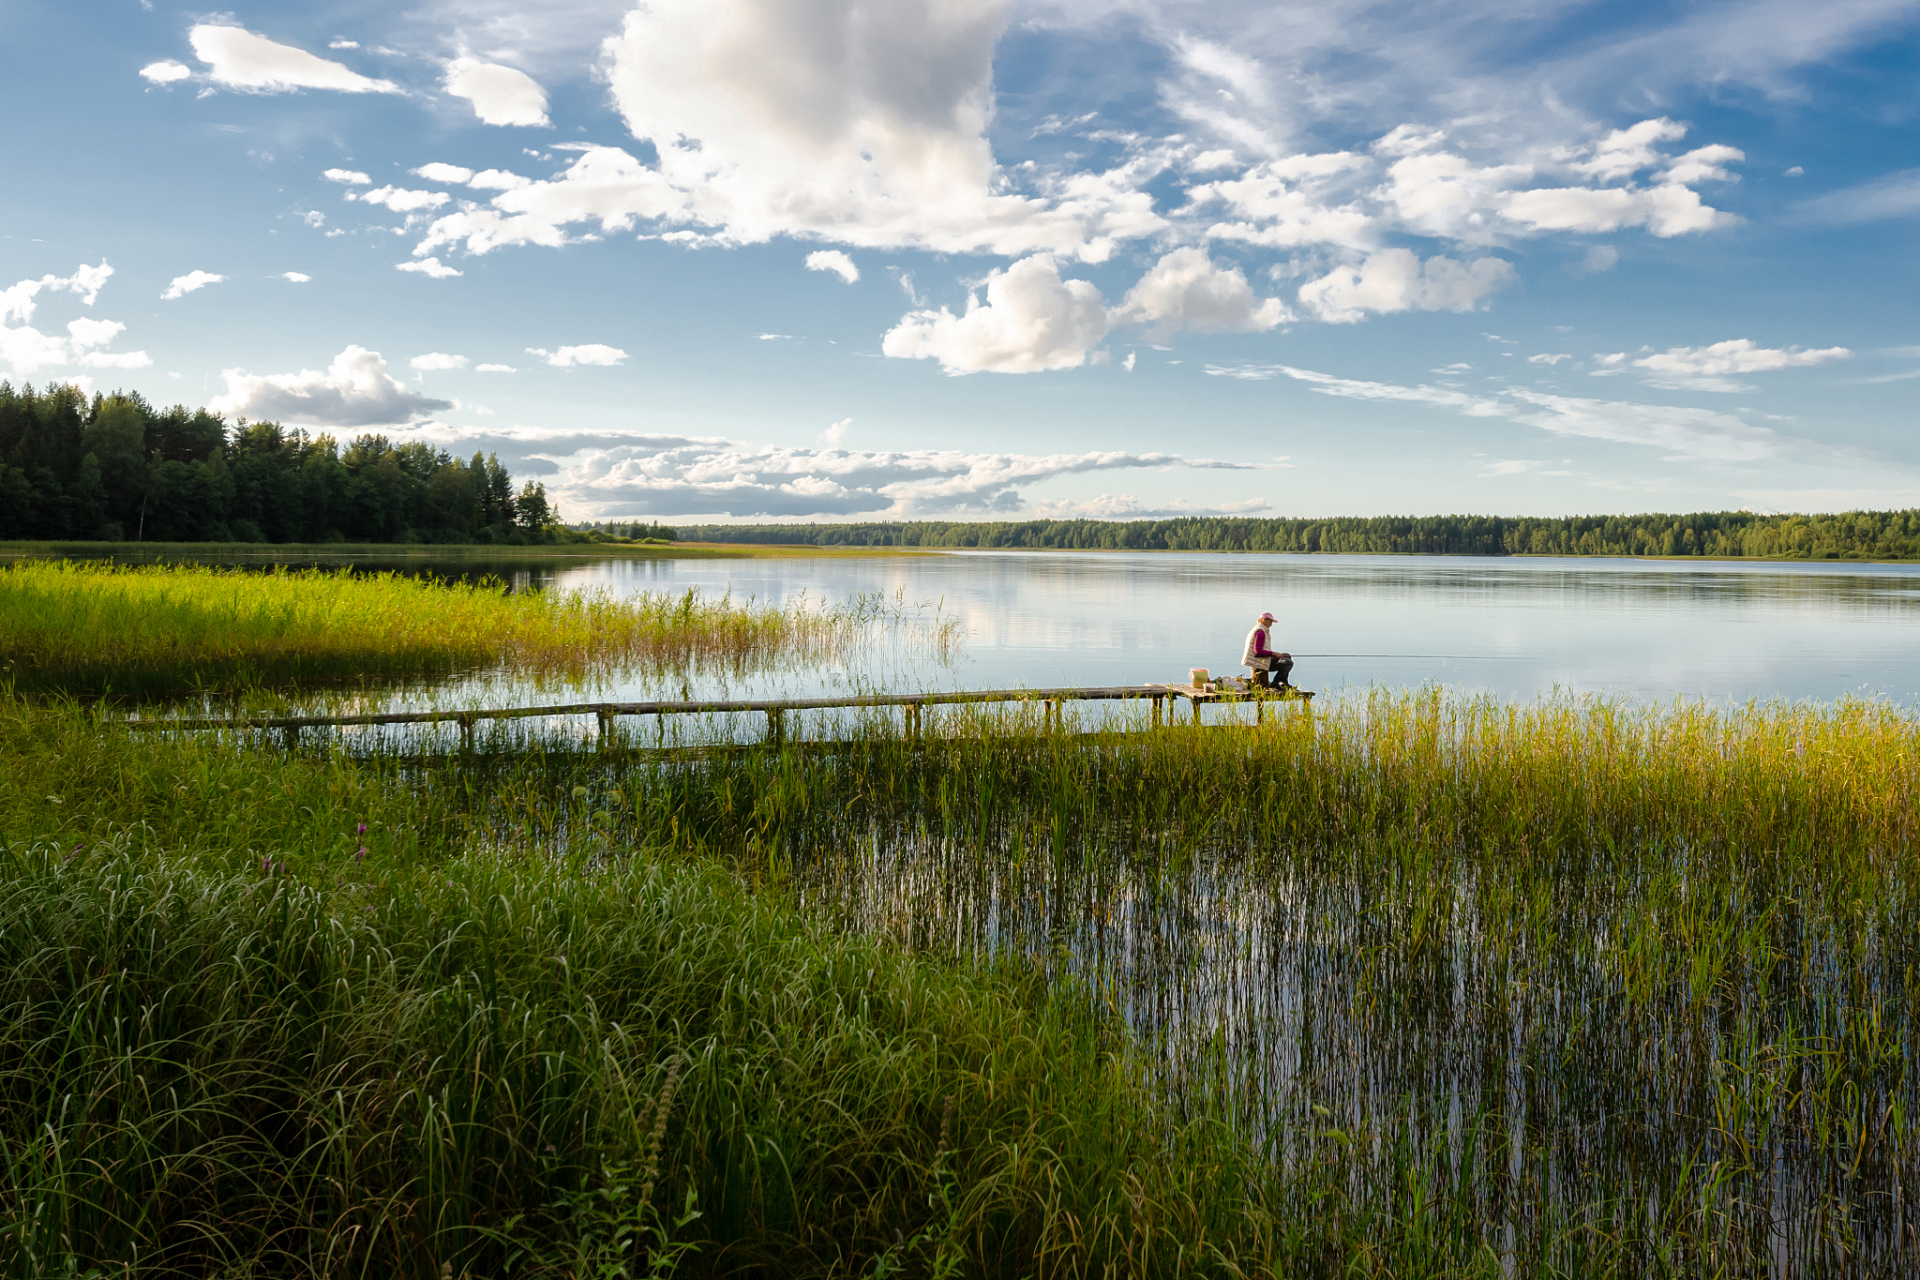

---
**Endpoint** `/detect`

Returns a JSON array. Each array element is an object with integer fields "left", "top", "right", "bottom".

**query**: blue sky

[{"left": 3, "top": 0, "right": 1918, "bottom": 522}]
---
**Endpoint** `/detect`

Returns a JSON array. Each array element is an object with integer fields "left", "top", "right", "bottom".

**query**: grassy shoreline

[
  {"left": 4, "top": 690, "right": 1915, "bottom": 1274},
  {"left": 0, "top": 539, "right": 939, "bottom": 561},
  {"left": 0, "top": 561, "right": 886, "bottom": 697}
]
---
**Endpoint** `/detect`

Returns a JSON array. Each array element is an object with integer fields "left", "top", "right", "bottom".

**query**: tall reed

[
  {"left": 0, "top": 560, "right": 897, "bottom": 696},
  {"left": 5, "top": 690, "right": 1916, "bottom": 1274}
]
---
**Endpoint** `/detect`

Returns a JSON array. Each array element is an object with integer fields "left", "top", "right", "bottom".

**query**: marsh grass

[
  {"left": 4, "top": 691, "right": 1918, "bottom": 1274},
  {"left": 0, "top": 560, "right": 926, "bottom": 698}
]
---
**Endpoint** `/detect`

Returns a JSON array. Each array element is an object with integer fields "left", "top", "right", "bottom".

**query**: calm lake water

[{"left": 514, "top": 550, "right": 1920, "bottom": 705}]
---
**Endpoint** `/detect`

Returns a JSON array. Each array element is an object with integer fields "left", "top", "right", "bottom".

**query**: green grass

[
  {"left": 0, "top": 560, "right": 892, "bottom": 697},
  {"left": 0, "top": 701, "right": 1274, "bottom": 1278},
  {"left": 5, "top": 690, "right": 1916, "bottom": 1274}
]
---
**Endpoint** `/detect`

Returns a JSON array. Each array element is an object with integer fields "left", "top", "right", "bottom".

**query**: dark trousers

[{"left": 1250, "top": 654, "right": 1293, "bottom": 688}]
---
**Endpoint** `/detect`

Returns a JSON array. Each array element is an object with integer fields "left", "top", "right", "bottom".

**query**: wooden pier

[{"left": 124, "top": 680, "right": 1311, "bottom": 748}]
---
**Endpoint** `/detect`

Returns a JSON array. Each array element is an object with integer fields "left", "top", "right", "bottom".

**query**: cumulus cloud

[
  {"left": 476, "top": 363, "right": 517, "bottom": 373},
  {"left": 0, "top": 264, "right": 142, "bottom": 376},
  {"left": 822, "top": 417, "right": 851, "bottom": 445},
  {"left": 397, "top": 257, "right": 462, "bottom": 278},
  {"left": 882, "top": 254, "right": 1109, "bottom": 374},
  {"left": 805, "top": 250, "right": 860, "bottom": 283},
  {"left": 1297, "top": 250, "right": 1513, "bottom": 323},
  {"left": 444, "top": 58, "right": 551, "bottom": 127},
  {"left": 413, "top": 163, "right": 475, "bottom": 184},
  {"left": 409, "top": 424, "right": 1257, "bottom": 518},
  {"left": 1571, "top": 119, "right": 1690, "bottom": 182},
  {"left": 1211, "top": 363, "right": 1786, "bottom": 461},
  {"left": 1189, "top": 151, "right": 1375, "bottom": 249},
  {"left": 1501, "top": 183, "right": 1737, "bottom": 237},
  {"left": 1113, "top": 247, "right": 1289, "bottom": 334},
  {"left": 161, "top": 270, "right": 224, "bottom": 300},
  {"left": 529, "top": 344, "right": 628, "bottom": 367},
  {"left": 187, "top": 24, "right": 400, "bottom": 94},
  {"left": 1612, "top": 339, "right": 1853, "bottom": 391},
  {"left": 0, "top": 261, "right": 113, "bottom": 324},
  {"left": 410, "top": 0, "right": 1163, "bottom": 263},
  {"left": 210, "top": 346, "right": 452, "bottom": 426},
  {"left": 282, "top": 271, "right": 311, "bottom": 283},
  {"left": 410, "top": 352, "right": 468, "bottom": 371},
  {"left": 140, "top": 60, "right": 192, "bottom": 84},
  {"left": 354, "top": 186, "right": 451, "bottom": 213},
  {"left": 324, "top": 169, "right": 371, "bottom": 185}
]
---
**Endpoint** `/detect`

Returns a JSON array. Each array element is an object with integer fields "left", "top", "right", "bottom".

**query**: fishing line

[{"left": 1284, "top": 653, "right": 1531, "bottom": 660}]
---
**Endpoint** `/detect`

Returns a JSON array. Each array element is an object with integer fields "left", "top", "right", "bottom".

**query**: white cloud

[
  {"left": 468, "top": 169, "right": 532, "bottom": 192},
  {"left": 1189, "top": 152, "right": 1375, "bottom": 249},
  {"left": 66, "top": 318, "right": 124, "bottom": 350},
  {"left": 444, "top": 58, "right": 552, "bottom": 128},
  {"left": 1214, "top": 363, "right": 1787, "bottom": 461},
  {"left": 396, "top": 257, "right": 463, "bottom": 278},
  {"left": 324, "top": 169, "right": 371, "bottom": 185},
  {"left": 1615, "top": 339, "right": 1853, "bottom": 391},
  {"left": 209, "top": 346, "right": 452, "bottom": 426},
  {"left": 1502, "top": 183, "right": 1735, "bottom": 237},
  {"left": 161, "top": 270, "right": 224, "bottom": 300},
  {"left": 1528, "top": 353, "right": 1571, "bottom": 365},
  {"left": 823, "top": 417, "right": 851, "bottom": 445},
  {"left": 140, "top": 60, "right": 192, "bottom": 84},
  {"left": 355, "top": 186, "right": 451, "bottom": 213},
  {"left": 882, "top": 253, "right": 1109, "bottom": 374},
  {"left": 1123, "top": 351, "right": 1137, "bottom": 372},
  {"left": 0, "top": 261, "right": 113, "bottom": 324},
  {"left": 1661, "top": 144, "right": 1744, "bottom": 186},
  {"left": 187, "top": 24, "right": 400, "bottom": 94},
  {"left": 1571, "top": 119, "right": 1689, "bottom": 182},
  {"left": 282, "top": 271, "right": 311, "bottom": 283},
  {"left": 1113, "top": 247, "right": 1289, "bottom": 334},
  {"left": 329, "top": 40, "right": 359, "bottom": 51},
  {"left": 431, "top": 424, "right": 1255, "bottom": 518},
  {"left": 409, "top": 0, "right": 1166, "bottom": 262},
  {"left": 805, "top": 250, "right": 860, "bottom": 284},
  {"left": 1297, "top": 249, "right": 1514, "bottom": 323},
  {"left": 1484, "top": 459, "right": 1545, "bottom": 476},
  {"left": 475, "top": 363, "right": 517, "bottom": 373},
  {"left": 413, "top": 163, "right": 475, "bottom": 184},
  {"left": 529, "top": 344, "right": 628, "bottom": 367},
  {"left": 1374, "top": 148, "right": 1533, "bottom": 242},
  {"left": 410, "top": 352, "right": 469, "bottom": 371},
  {"left": 75, "top": 348, "right": 154, "bottom": 370},
  {"left": 0, "top": 326, "right": 73, "bottom": 376}
]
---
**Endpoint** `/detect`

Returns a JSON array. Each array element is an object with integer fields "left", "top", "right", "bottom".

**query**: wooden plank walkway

[{"left": 123, "top": 681, "right": 1312, "bottom": 746}]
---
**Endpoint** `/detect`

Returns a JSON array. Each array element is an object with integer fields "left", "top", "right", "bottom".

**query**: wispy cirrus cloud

[{"left": 1209, "top": 363, "right": 1790, "bottom": 461}]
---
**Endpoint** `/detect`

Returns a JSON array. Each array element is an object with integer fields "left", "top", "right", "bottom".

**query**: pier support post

[
  {"left": 458, "top": 713, "right": 476, "bottom": 752},
  {"left": 597, "top": 708, "right": 616, "bottom": 752},
  {"left": 766, "top": 708, "right": 786, "bottom": 745},
  {"left": 281, "top": 724, "right": 300, "bottom": 751},
  {"left": 905, "top": 704, "right": 921, "bottom": 739},
  {"left": 1192, "top": 698, "right": 1203, "bottom": 727},
  {"left": 1151, "top": 695, "right": 1163, "bottom": 728}
]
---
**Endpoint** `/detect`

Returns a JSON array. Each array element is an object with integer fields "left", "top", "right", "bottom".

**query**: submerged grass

[
  {"left": 4, "top": 690, "right": 1918, "bottom": 1274},
  {"left": 0, "top": 560, "right": 897, "bottom": 697}
]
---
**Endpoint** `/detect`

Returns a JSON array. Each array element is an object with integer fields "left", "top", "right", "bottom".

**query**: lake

[{"left": 519, "top": 550, "right": 1920, "bottom": 705}]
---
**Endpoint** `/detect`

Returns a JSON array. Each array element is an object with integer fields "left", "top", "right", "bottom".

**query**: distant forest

[
  {"left": 684, "top": 512, "right": 1920, "bottom": 560},
  {"left": 0, "top": 381, "right": 563, "bottom": 544}
]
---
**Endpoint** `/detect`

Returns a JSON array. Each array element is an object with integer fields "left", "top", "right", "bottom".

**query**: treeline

[
  {"left": 683, "top": 512, "right": 1920, "bottom": 560},
  {"left": 0, "top": 381, "right": 562, "bottom": 544}
]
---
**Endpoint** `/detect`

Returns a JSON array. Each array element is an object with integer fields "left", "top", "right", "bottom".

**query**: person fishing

[{"left": 1243, "top": 610, "right": 1293, "bottom": 690}]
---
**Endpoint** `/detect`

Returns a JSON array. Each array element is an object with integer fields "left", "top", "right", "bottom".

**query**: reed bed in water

[
  {"left": 6, "top": 690, "right": 1918, "bottom": 1274},
  {"left": 0, "top": 560, "right": 907, "bottom": 696}
]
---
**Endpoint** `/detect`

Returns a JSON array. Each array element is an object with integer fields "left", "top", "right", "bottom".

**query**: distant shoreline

[{"left": 4, "top": 539, "right": 1919, "bottom": 566}]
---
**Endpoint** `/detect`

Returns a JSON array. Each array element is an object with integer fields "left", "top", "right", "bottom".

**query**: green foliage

[
  {"left": 682, "top": 510, "right": 1920, "bottom": 559},
  {"left": 0, "top": 381, "right": 564, "bottom": 546}
]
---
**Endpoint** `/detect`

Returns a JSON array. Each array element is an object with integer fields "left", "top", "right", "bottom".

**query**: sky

[{"left": 2, "top": 0, "right": 1918, "bottom": 523}]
